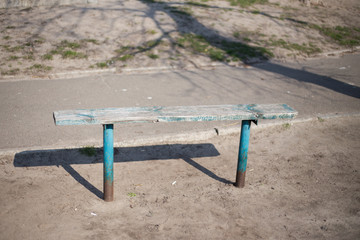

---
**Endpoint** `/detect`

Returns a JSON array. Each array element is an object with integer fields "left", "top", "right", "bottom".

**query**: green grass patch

[
  {"left": 317, "top": 117, "right": 325, "bottom": 122},
  {"left": 29, "top": 64, "right": 52, "bottom": 71},
  {"left": 96, "top": 60, "right": 114, "bottom": 68},
  {"left": 1, "top": 68, "right": 20, "bottom": 75},
  {"left": 45, "top": 39, "right": 89, "bottom": 59},
  {"left": 117, "top": 54, "right": 134, "bottom": 61},
  {"left": 96, "top": 62, "right": 108, "bottom": 68},
  {"left": 251, "top": 10, "right": 261, "bottom": 14},
  {"left": 59, "top": 40, "right": 81, "bottom": 49},
  {"left": 147, "top": 53, "right": 159, "bottom": 59},
  {"left": 2, "top": 45, "right": 24, "bottom": 53},
  {"left": 61, "top": 50, "right": 87, "bottom": 59},
  {"left": 42, "top": 53, "right": 53, "bottom": 60},
  {"left": 176, "top": 33, "right": 272, "bottom": 62},
  {"left": 127, "top": 192, "right": 137, "bottom": 197},
  {"left": 3, "top": 36, "right": 11, "bottom": 40},
  {"left": 8, "top": 55, "right": 20, "bottom": 61},
  {"left": 208, "top": 48, "right": 226, "bottom": 61},
  {"left": 233, "top": 31, "right": 241, "bottom": 39},
  {"left": 228, "top": 0, "right": 268, "bottom": 8},
  {"left": 267, "top": 37, "right": 321, "bottom": 55},
  {"left": 221, "top": 40, "right": 274, "bottom": 59},
  {"left": 282, "top": 123, "right": 291, "bottom": 129},
  {"left": 309, "top": 24, "right": 360, "bottom": 47},
  {"left": 79, "top": 146, "right": 97, "bottom": 157},
  {"left": 147, "top": 30, "right": 157, "bottom": 35}
]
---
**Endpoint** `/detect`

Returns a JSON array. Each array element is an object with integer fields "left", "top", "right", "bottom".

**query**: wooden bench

[{"left": 54, "top": 104, "right": 297, "bottom": 201}]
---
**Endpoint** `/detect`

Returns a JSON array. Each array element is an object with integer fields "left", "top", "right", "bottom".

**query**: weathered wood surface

[{"left": 54, "top": 104, "right": 297, "bottom": 126}]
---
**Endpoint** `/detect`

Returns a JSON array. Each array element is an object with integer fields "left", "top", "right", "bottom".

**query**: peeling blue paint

[
  {"left": 237, "top": 120, "right": 251, "bottom": 173},
  {"left": 103, "top": 124, "right": 113, "bottom": 185},
  {"left": 54, "top": 104, "right": 297, "bottom": 125}
]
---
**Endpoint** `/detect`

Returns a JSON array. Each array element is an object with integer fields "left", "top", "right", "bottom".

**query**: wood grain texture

[{"left": 53, "top": 104, "right": 297, "bottom": 126}]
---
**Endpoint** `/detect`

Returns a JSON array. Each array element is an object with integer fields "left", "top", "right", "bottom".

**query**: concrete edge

[
  {"left": 1, "top": 48, "right": 359, "bottom": 82},
  {"left": 1, "top": 112, "right": 359, "bottom": 155},
  {"left": 0, "top": 68, "right": 117, "bottom": 83}
]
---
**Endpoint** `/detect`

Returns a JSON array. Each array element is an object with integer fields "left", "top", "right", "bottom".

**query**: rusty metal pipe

[
  {"left": 235, "top": 120, "right": 251, "bottom": 188},
  {"left": 103, "top": 124, "right": 114, "bottom": 201}
]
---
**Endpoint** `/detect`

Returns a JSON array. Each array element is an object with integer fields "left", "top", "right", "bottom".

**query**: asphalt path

[{"left": 0, "top": 54, "right": 359, "bottom": 151}]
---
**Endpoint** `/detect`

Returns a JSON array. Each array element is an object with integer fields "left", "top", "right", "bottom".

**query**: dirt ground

[
  {"left": 0, "top": 116, "right": 359, "bottom": 239},
  {"left": 1, "top": 0, "right": 359, "bottom": 78}
]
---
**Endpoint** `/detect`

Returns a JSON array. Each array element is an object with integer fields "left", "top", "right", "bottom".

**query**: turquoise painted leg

[
  {"left": 103, "top": 124, "right": 114, "bottom": 201},
  {"left": 235, "top": 120, "right": 251, "bottom": 188}
]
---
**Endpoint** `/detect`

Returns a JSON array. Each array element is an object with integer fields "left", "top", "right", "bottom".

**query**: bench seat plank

[{"left": 53, "top": 104, "right": 297, "bottom": 126}]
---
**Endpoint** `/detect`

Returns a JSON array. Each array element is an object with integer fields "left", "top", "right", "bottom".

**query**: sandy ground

[
  {"left": 0, "top": 116, "right": 359, "bottom": 239},
  {"left": 0, "top": 0, "right": 359, "bottom": 78}
]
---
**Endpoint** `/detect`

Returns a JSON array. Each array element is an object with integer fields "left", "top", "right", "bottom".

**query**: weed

[
  {"left": 2, "top": 45, "right": 24, "bottom": 52},
  {"left": 208, "top": 48, "right": 226, "bottom": 61},
  {"left": 45, "top": 39, "right": 88, "bottom": 59},
  {"left": 317, "top": 117, "right": 325, "bottom": 122},
  {"left": 1, "top": 68, "right": 20, "bottom": 75},
  {"left": 6, "top": 26, "right": 15, "bottom": 29},
  {"left": 79, "top": 146, "right": 97, "bottom": 157},
  {"left": 62, "top": 50, "right": 87, "bottom": 59},
  {"left": 96, "top": 62, "right": 108, "bottom": 68},
  {"left": 267, "top": 37, "right": 321, "bottom": 55},
  {"left": 29, "top": 64, "right": 52, "bottom": 71},
  {"left": 309, "top": 24, "right": 360, "bottom": 47},
  {"left": 96, "top": 60, "right": 113, "bottom": 68},
  {"left": 176, "top": 34, "right": 208, "bottom": 53},
  {"left": 147, "top": 30, "right": 157, "bottom": 35},
  {"left": 251, "top": 10, "right": 261, "bottom": 14},
  {"left": 59, "top": 40, "right": 81, "bottom": 49},
  {"left": 147, "top": 53, "right": 159, "bottom": 59},
  {"left": 221, "top": 40, "right": 274, "bottom": 59},
  {"left": 233, "top": 31, "right": 241, "bottom": 39},
  {"left": 117, "top": 54, "right": 134, "bottom": 61},
  {"left": 282, "top": 123, "right": 291, "bottom": 129},
  {"left": 8, "top": 56, "right": 20, "bottom": 61},
  {"left": 3, "top": 36, "right": 11, "bottom": 40},
  {"left": 42, "top": 54, "right": 53, "bottom": 60},
  {"left": 228, "top": 0, "right": 268, "bottom": 8},
  {"left": 127, "top": 192, "right": 136, "bottom": 197},
  {"left": 176, "top": 33, "right": 272, "bottom": 62}
]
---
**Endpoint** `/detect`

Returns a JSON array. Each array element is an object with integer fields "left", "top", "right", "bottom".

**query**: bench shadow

[{"left": 14, "top": 143, "right": 231, "bottom": 199}]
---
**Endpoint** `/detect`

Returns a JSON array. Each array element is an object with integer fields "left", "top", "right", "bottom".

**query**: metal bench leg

[
  {"left": 235, "top": 120, "right": 252, "bottom": 188},
  {"left": 103, "top": 124, "right": 114, "bottom": 201}
]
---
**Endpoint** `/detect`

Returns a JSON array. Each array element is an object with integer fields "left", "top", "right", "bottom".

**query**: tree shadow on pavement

[
  {"left": 139, "top": 0, "right": 360, "bottom": 99},
  {"left": 14, "top": 143, "right": 231, "bottom": 199},
  {"left": 5, "top": 0, "right": 358, "bottom": 98}
]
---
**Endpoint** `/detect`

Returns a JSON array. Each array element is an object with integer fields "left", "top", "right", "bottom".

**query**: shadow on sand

[{"left": 14, "top": 143, "right": 232, "bottom": 199}]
